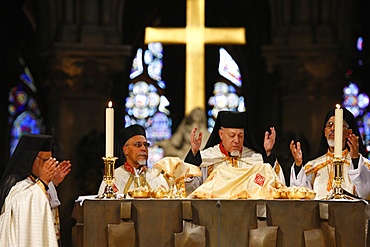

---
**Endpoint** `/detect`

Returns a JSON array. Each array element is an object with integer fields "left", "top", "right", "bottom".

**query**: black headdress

[
  {"left": 118, "top": 124, "right": 146, "bottom": 147},
  {"left": 117, "top": 124, "right": 147, "bottom": 165},
  {"left": 204, "top": 110, "right": 262, "bottom": 153},
  {"left": 0, "top": 134, "right": 53, "bottom": 210}
]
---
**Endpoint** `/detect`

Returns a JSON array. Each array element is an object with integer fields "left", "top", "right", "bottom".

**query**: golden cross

[{"left": 145, "top": 0, "right": 246, "bottom": 114}]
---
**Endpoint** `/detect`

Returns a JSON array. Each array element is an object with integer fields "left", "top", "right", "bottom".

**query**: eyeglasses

[
  {"left": 325, "top": 121, "right": 349, "bottom": 129},
  {"left": 37, "top": 156, "right": 51, "bottom": 162},
  {"left": 125, "top": 142, "right": 151, "bottom": 148}
]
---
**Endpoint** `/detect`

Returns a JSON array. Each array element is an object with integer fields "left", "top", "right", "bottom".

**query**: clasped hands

[{"left": 39, "top": 158, "right": 72, "bottom": 186}]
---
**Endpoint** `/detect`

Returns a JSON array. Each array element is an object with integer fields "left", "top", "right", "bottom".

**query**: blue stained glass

[
  {"left": 8, "top": 83, "right": 44, "bottom": 145},
  {"left": 148, "top": 58, "right": 163, "bottom": 81},
  {"left": 238, "top": 97, "right": 246, "bottom": 112},
  {"left": 342, "top": 38, "right": 369, "bottom": 157},
  {"left": 124, "top": 42, "right": 172, "bottom": 166},
  {"left": 343, "top": 95, "right": 358, "bottom": 107},
  {"left": 148, "top": 108, "right": 157, "bottom": 117},
  {"left": 157, "top": 81, "right": 166, "bottom": 89},
  {"left": 130, "top": 49, "right": 144, "bottom": 79},
  {"left": 10, "top": 111, "right": 42, "bottom": 155},
  {"left": 144, "top": 50, "right": 154, "bottom": 65},
  {"left": 343, "top": 83, "right": 359, "bottom": 95},
  {"left": 229, "top": 85, "right": 236, "bottom": 93},
  {"left": 148, "top": 84, "right": 158, "bottom": 92},
  {"left": 343, "top": 82, "right": 369, "bottom": 118},
  {"left": 148, "top": 42, "right": 163, "bottom": 58},
  {"left": 218, "top": 48, "right": 242, "bottom": 87},
  {"left": 358, "top": 94, "right": 370, "bottom": 108},
  {"left": 19, "top": 58, "right": 37, "bottom": 92},
  {"left": 357, "top": 37, "right": 363, "bottom": 51},
  {"left": 208, "top": 48, "right": 245, "bottom": 131}
]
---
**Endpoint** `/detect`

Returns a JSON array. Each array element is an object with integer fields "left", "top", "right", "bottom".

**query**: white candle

[
  {"left": 334, "top": 104, "right": 343, "bottom": 158},
  {"left": 105, "top": 101, "right": 114, "bottom": 157}
]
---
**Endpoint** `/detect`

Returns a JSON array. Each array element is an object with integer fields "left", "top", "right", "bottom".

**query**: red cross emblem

[{"left": 254, "top": 173, "right": 266, "bottom": 187}]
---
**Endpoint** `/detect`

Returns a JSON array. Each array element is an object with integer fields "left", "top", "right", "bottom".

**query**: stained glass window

[
  {"left": 343, "top": 82, "right": 369, "bottom": 118},
  {"left": 125, "top": 43, "right": 171, "bottom": 166},
  {"left": 8, "top": 59, "right": 44, "bottom": 154},
  {"left": 207, "top": 48, "right": 245, "bottom": 131},
  {"left": 342, "top": 36, "right": 370, "bottom": 158}
]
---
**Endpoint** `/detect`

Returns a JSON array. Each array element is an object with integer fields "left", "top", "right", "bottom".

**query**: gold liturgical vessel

[
  {"left": 331, "top": 158, "right": 345, "bottom": 199},
  {"left": 328, "top": 158, "right": 353, "bottom": 200},
  {"left": 98, "top": 156, "right": 118, "bottom": 199}
]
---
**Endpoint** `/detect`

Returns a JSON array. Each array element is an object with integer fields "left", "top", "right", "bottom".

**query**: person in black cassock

[
  {"left": 184, "top": 110, "right": 285, "bottom": 192},
  {"left": 0, "top": 134, "right": 71, "bottom": 247},
  {"left": 290, "top": 107, "right": 370, "bottom": 199}
]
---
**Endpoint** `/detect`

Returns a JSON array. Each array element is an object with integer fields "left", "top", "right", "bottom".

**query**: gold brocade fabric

[
  {"left": 153, "top": 157, "right": 202, "bottom": 183},
  {"left": 223, "top": 156, "right": 239, "bottom": 167},
  {"left": 304, "top": 150, "right": 350, "bottom": 193},
  {"left": 190, "top": 163, "right": 281, "bottom": 199}
]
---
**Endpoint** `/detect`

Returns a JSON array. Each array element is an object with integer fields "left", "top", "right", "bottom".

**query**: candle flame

[
  {"left": 335, "top": 104, "right": 341, "bottom": 109},
  {"left": 108, "top": 101, "right": 113, "bottom": 108}
]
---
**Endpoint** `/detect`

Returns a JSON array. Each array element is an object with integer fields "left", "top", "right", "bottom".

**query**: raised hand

[
  {"left": 347, "top": 129, "right": 359, "bottom": 159},
  {"left": 264, "top": 127, "right": 276, "bottom": 156},
  {"left": 52, "top": 160, "right": 72, "bottom": 186},
  {"left": 190, "top": 127, "right": 203, "bottom": 156},
  {"left": 40, "top": 158, "right": 58, "bottom": 185},
  {"left": 290, "top": 140, "right": 303, "bottom": 166}
]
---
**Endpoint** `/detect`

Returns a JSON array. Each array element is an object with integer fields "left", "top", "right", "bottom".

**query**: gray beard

[
  {"left": 230, "top": 151, "right": 240, "bottom": 157},
  {"left": 138, "top": 160, "right": 147, "bottom": 166},
  {"left": 327, "top": 139, "right": 335, "bottom": 147}
]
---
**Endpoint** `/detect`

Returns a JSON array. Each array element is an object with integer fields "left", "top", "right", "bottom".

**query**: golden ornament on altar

[
  {"left": 128, "top": 186, "right": 151, "bottom": 198},
  {"left": 272, "top": 186, "right": 316, "bottom": 200},
  {"left": 151, "top": 187, "right": 169, "bottom": 199}
]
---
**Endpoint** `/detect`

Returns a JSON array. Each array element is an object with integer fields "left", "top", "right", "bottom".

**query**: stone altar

[{"left": 71, "top": 199, "right": 369, "bottom": 247}]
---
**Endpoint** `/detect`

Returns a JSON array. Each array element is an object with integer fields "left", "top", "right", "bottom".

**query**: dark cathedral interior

[{"left": 1, "top": 0, "right": 370, "bottom": 246}]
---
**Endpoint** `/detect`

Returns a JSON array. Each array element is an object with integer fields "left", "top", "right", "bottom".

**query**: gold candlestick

[
  {"left": 332, "top": 158, "right": 345, "bottom": 199},
  {"left": 98, "top": 156, "right": 118, "bottom": 199}
]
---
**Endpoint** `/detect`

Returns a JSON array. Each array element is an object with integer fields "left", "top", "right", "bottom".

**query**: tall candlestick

[
  {"left": 105, "top": 101, "right": 114, "bottom": 157},
  {"left": 334, "top": 104, "right": 343, "bottom": 158}
]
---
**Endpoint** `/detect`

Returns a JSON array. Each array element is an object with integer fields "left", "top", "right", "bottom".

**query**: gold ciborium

[{"left": 97, "top": 156, "right": 118, "bottom": 199}]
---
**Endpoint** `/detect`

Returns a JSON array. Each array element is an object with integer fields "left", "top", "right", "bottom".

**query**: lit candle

[
  {"left": 334, "top": 104, "right": 343, "bottom": 158},
  {"left": 105, "top": 101, "right": 114, "bottom": 157}
]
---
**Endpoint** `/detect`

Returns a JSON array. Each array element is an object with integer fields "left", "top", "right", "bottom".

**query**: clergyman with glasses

[
  {"left": 97, "top": 124, "right": 168, "bottom": 197},
  {"left": 289, "top": 107, "right": 370, "bottom": 200}
]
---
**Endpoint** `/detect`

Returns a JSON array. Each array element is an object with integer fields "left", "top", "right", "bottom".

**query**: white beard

[
  {"left": 138, "top": 160, "right": 147, "bottom": 166},
  {"left": 327, "top": 139, "right": 335, "bottom": 147},
  {"left": 230, "top": 151, "right": 240, "bottom": 157}
]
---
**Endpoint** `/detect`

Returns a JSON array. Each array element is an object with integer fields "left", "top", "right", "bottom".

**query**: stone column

[{"left": 263, "top": 0, "right": 356, "bottom": 158}]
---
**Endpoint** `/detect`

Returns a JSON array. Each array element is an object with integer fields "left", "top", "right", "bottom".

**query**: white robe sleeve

[
  {"left": 290, "top": 162, "right": 313, "bottom": 189},
  {"left": 0, "top": 179, "right": 58, "bottom": 247},
  {"left": 48, "top": 182, "right": 61, "bottom": 208},
  {"left": 348, "top": 155, "right": 370, "bottom": 199},
  {"left": 272, "top": 160, "right": 286, "bottom": 185},
  {"left": 98, "top": 180, "right": 106, "bottom": 195}
]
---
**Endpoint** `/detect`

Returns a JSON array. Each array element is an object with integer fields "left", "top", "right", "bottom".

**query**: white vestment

[
  {"left": 185, "top": 144, "right": 286, "bottom": 194},
  {"left": 0, "top": 177, "right": 58, "bottom": 247},
  {"left": 201, "top": 145, "right": 285, "bottom": 182},
  {"left": 290, "top": 150, "right": 370, "bottom": 199},
  {"left": 98, "top": 165, "right": 169, "bottom": 196},
  {"left": 189, "top": 162, "right": 283, "bottom": 199}
]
